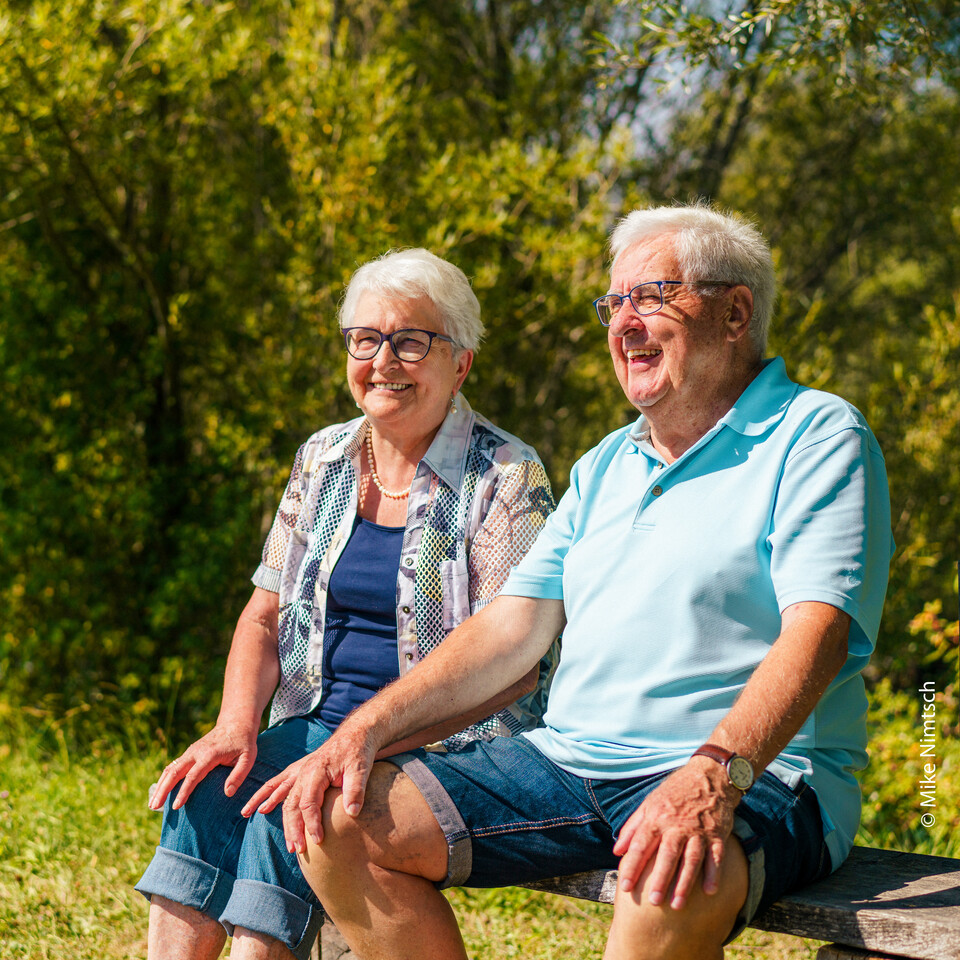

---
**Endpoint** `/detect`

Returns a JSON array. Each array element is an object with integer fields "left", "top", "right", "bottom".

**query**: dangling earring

[{"left": 450, "top": 392, "right": 458, "bottom": 413}]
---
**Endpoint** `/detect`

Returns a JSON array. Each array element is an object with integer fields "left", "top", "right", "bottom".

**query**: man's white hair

[
  {"left": 339, "top": 248, "right": 484, "bottom": 353},
  {"left": 609, "top": 202, "right": 776, "bottom": 355}
]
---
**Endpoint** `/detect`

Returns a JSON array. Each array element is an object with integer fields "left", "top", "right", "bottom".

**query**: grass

[
  {"left": 0, "top": 741, "right": 826, "bottom": 959},
  {"left": 446, "top": 888, "right": 825, "bottom": 960},
  {"left": 0, "top": 741, "right": 157, "bottom": 959},
  {"left": 1, "top": 678, "right": 956, "bottom": 958}
]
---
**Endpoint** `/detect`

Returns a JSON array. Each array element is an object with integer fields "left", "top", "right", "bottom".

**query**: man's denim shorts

[
  {"left": 391, "top": 735, "right": 831, "bottom": 939},
  {"left": 135, "top": 715, "right": 332, "bottom": 960}
]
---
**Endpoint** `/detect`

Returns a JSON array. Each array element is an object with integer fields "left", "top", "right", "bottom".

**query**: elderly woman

[{"left": 135, "top": 249, "right": 555, "bottom": 960}]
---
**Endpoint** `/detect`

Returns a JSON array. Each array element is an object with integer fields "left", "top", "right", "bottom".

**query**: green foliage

[
  {"left": 858, "top": 679, "right": 959, "bottom": 856},
  {"left": 0, "top": 0, "right": 629, "bottom": 741},
  {"left": 1, "top": 0, "right": 958, "bottom": 741},
  {"left": 0, "top": 0, "right": 302, "bottom": 737},
  {"left": 596, "top": 1, "right": 957, "bottom": 94}
]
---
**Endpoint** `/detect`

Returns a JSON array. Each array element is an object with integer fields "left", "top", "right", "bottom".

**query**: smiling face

[
  {"left": 346, "top": 293, "right": 472, "bottom": 445},
  {"left": 606, "top": 235, "right": 751, "bottom": 441}
]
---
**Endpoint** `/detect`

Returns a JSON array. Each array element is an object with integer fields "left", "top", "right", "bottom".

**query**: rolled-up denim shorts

[
  {"left": 391, "top": 736, "right": 830, "bottom": 940},
  {"left": 135, "top": 715, "right": 332, "bottom": 960}
]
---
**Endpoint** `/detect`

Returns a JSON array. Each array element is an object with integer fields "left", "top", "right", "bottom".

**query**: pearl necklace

[{"left": 365, "top": 432, "right": 410, "bottom": 500}]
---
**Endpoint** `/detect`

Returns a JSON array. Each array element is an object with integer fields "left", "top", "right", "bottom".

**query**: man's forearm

[
  {"left": 377, "top": 664, "right": 540, "bottom": 757},
  {"left": 613, "top": 601, "right": 852, "bottom": 903},
  {"left": 705, "top": 600, "right": 850, "bottom": 776},
  {"left": 341, "top": 594, "right": 562, "bottom": 754}
]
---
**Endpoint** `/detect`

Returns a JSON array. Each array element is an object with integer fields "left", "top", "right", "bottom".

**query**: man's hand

[
  {"left": 149, "top": 723, "right": 259, "bottom": 811},
  {"left": 243, "top": 719, "right": 380, "bottom": 853},
  {"left": 612, "top": 757, "right": 741, "bottom": 910},
  {"left": 240, "top": 754, "right": 308, "bottom": 820}
]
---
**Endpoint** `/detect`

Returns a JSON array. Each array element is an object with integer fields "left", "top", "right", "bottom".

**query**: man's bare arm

[
  {"left": 244, "top": 594, "right": 564, "bottom": 848},
  {"left": 614, "top": 601, "right": 850, "bottom": 908}
]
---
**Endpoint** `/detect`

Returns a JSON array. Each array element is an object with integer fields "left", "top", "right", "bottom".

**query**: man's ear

[{"left": 725, "top": 285, "right": 754, "bottom": 343}]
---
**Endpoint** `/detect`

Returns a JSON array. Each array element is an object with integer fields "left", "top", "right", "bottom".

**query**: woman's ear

[{"left": 454, "top": 349, "right": 474, "bottom": 392}]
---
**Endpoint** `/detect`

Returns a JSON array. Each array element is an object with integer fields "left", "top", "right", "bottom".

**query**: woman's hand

[{"left": 149, "top": 723, "right": 259, "bottom": 811}]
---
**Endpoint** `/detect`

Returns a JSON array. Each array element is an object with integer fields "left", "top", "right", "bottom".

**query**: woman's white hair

[
  {"left": 609, "top": 202, "right": 776, "bottom": 355},
  {"left": 339, "top": 248, "right": 484, "bottom": 353}
]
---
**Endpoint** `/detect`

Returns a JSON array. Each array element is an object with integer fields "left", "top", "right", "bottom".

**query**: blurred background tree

[{"left": 1, "top": 0, "right": 956, "bottom": 749}]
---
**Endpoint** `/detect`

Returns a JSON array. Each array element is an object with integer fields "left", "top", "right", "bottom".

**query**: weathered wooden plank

[
  {"left": 752, "top": 847, "right": 960, "bottom": 960},
  {"left": 522, "top": 848, "right": 960, "bottom": 960},
  {"left": 817, "top": 945, "right": 910, "bottom": 960},
  {"left": 318, "top": 847, "right": 960, "bottom": 959},
  {"left": 522, "top": 868, "right": 619, "bottom": 904}
]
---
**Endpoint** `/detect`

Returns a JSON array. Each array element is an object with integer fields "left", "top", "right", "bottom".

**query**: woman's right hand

[{"left": 148, "top": 723, "right": 259, "bottom": 812}]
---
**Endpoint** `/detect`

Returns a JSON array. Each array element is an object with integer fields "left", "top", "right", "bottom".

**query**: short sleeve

[
  {"left": 499, "top": 455, "right": 586, "bottom": 602},
  {"left": 252, "top": 443, "right": 308, "bottom": 594},
  {"left": 468, "top": 459, "right": 556, "bottom": 608},
  {"left": 770, "top": 425, "right": 893, "bottom": 655}
]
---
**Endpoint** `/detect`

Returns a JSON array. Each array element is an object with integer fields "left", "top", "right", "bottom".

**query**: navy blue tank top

[{"left": 316, "top": 516, "right": 404, "bottom": 730}]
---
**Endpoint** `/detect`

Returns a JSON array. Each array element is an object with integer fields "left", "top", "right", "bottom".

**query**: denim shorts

[
  {"left": 391, "top": 736, "right": 830, "bottom": 939},
  {"left": 135, "top": 716, "right": 332, "bottom": 960}
]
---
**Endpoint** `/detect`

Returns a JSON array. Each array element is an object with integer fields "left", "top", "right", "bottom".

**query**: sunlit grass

[
  {"left": 0, "top": 741, "right": 158, "bottom": 959},
  {"left": 446, "top": 887, "right": 825, "bottom": 959},
  {"left": 2, "top": 678, "right": 956, "bottom": 958}
]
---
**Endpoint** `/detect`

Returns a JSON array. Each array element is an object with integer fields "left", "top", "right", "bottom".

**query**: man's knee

[
  {"left": 300, "top": 762, "right": 448, "bottom": 887},
  {"left": 607, "top": 842, "right": 749, "bottom": 960}
]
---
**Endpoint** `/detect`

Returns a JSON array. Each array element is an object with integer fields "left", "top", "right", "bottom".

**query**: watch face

[{"left": 728, "top": 756, "right": 754, "bottom": 791}]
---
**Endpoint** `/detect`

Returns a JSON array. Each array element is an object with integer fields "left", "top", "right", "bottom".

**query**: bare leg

[
  {"left": 603, "top": 838, "right": 749, "bottom": 960},
  {"left": 148, "top": 895, "right": 227, "bottom": 960},
  {"left": 229, "top": 928, "right": 298, "bottom": 959},
  {"left": 298, "top": 762, "right": 466, "bottom": 960}
]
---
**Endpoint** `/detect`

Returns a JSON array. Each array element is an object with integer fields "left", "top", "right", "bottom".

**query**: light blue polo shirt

[{"left": 503, "top": 357, "right": 893, "bottom": 868}]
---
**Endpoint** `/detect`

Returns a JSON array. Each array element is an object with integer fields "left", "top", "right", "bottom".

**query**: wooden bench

[{"left": 313, "top": 846, "right": 960, "bottom": 960}]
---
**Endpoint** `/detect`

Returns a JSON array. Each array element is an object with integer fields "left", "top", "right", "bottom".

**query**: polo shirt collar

[
  {"left": 720, "top": 356, "right": 797, "bottom": 437},
  {"left": 316, "top": 397, "right": 475, "bottom": 493},
  {"left": 627, "top": 356, "right": 796, "bottom": 447}
]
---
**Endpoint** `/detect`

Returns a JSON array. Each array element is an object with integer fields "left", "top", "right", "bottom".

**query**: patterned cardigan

[{"left": 252, "top": 396, "right": 557, "bottom": 746}]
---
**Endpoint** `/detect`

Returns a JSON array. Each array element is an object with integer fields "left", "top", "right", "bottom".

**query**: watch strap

[
  {"left": 692, "top": 743, "right": 755, "bottom": 791},
  {"left": 692, "top": 744, "right": 735, "bottom": 766}
]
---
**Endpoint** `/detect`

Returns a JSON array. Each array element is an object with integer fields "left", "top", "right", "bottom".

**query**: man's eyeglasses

[
  {"left": 343, "top": 327, "right": 456, "bottom": 362},
  {"left": 593, "top": 280, "right": 731, "bottom": 326}
]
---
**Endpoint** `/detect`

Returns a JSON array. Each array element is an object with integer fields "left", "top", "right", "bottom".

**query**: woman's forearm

[{"left": 215, "top": 586, "right": 282, "bottom": 732}]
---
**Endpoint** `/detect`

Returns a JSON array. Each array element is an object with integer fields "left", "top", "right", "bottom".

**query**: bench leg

[
  {"left": 817, "top": 945, "right": 913, "bottom": 960},
  {"left": 312, "top": 919, "right": 355, "bottom": 960}
]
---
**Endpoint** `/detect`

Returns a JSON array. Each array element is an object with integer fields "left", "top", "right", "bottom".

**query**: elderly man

[{"left": 248, "top": 203, "right": 893, "bottom": 960}]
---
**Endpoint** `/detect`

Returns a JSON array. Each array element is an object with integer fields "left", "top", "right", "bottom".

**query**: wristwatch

[{"left": 692, "top": 744, "right": 755, "bottom": 792}]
